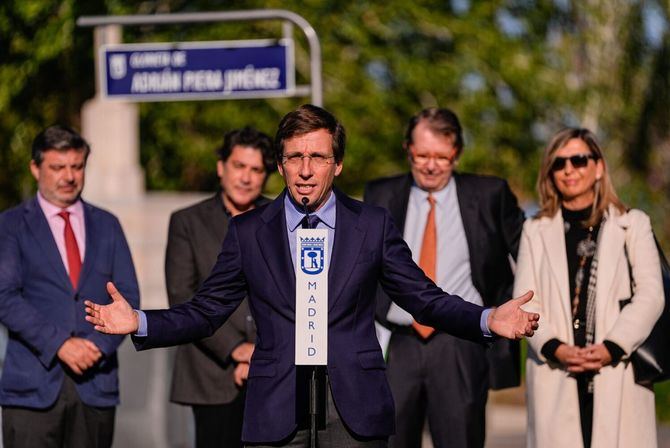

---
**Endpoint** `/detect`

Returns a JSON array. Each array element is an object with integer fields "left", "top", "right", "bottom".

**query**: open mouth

[{"left": 295, "top": 184, "right": 316, "bottom": 195}]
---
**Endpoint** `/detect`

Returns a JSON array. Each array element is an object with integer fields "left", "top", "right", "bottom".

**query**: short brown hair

[
  {"left": 217, "top": 126, "right": 275, "bottom": 174},
  {"left": 404, "top": 107, "right": 464, "bottom": 156},
  {"left": 32, "top": 125, "right": 90, "bottom": 166},
  {"left": 274, "top": 104, "right": 346, "bottom": 163}
]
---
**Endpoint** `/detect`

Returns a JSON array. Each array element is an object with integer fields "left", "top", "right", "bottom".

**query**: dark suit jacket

[
  {"left": 0, "top": 197, "right": 139, "bottom": 408},
  {"left": 166, "top": 193, "right": 265, "bottom": 405},
  {"left": 364, "top": 172, "right": 526, "bottom": 389},
  {"left": 134, "top": 188, "right": 486, "bottom": 443}
]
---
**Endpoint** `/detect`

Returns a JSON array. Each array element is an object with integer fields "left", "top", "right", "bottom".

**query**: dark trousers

[
  {"left": 2, "top": 375, "right": 115, "bottom": 448},
  {"left": 247, "top": 380, "right": 387, "bottom": 448},
  {"left": 192, "top": 389, "right": 246, "bottom": 448},
  {"left": 386, "top": 331, "right": 488, "bottom": 448}
]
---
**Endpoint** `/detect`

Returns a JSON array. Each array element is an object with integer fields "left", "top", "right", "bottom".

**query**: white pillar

[
  {"left": 78, "top": 24, "right": 192, "bottom": 448},
  {"left": 80, "top": 25, "right": 144, "bottom": 205}
]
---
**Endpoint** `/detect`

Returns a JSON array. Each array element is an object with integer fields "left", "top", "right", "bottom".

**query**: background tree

[{"left": 2, "top": 0, "right": 669, "bottom": 248}]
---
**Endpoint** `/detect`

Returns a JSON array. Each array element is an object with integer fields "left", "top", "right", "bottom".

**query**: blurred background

[{"left": 1, "top": 0, "right": 669, "bottom": 446}]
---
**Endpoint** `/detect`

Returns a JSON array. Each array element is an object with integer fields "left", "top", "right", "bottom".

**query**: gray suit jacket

[{"left": 165, "top": 193, "right": 266, "bottom": 405}]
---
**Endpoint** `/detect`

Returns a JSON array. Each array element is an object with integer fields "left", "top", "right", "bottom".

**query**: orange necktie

[
  {"left": 412, "top": 194, "right": 436, "bottom": 339},
  {"left": 58, "top": 211, "right": 82, "bottom": 288}
]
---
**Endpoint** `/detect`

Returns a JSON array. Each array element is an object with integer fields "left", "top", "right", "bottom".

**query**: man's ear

[
  {"left": 216, "top": 160, "right": 224, "bottom": 179},
  {"left": 334, "top": 160, "right": 343, "bottom": 177},
  {"left": 29, "top": 160, "right": 40, "bottom": 181}
]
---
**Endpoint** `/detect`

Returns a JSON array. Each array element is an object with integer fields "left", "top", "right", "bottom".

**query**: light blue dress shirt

[
  {"left": 386, "top": 179, "right": 492, "bottom": 335},
  {"left": 284, "top": 190, "right": 336, "bottom": 266}
]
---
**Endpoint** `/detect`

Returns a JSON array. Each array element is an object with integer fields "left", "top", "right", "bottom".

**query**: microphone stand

[{"left": 302, "top": 197, "right": 319, "bottom": 448}]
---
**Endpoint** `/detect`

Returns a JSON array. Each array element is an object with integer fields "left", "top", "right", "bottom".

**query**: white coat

[{"left": 515, "top": 206, "right": 664, "bottom": 447}]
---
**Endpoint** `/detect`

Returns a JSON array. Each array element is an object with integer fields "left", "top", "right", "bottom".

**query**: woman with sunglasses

[{"left": 515, "top": 127, "right": 664, "bottom": 447}]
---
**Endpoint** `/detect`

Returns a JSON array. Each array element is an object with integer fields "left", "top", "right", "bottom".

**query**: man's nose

[
  {"left": 299, "top": 157, "right": 313, "bottom": 177},
  {"left": 63, "top": 167, "right": 75, "bottom": 182},
  {"left": 240, "top": 169, "right": 251, "bottom": 183}
]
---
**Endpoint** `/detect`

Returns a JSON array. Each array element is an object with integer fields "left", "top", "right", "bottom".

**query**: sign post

[{"left": 78, "top": 9, "right": 322, "bottom": 105}]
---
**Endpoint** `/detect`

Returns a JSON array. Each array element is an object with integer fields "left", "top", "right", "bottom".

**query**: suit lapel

[
  {"left": 454, "top": 173, "right": 481, "bottom": 285},
  {"left": 540, "top": 213, "right": 572, "bottom": 322},
  {"left": 328, "top": 189, "right": 365, "bottom": 311},
  {"left": 205, "top": 194, "right": 229, "bottom": 245},
  {"left": 200, "top": 195, "right": 229, "bottom": 268},
  {"left": 78, "top": 202, "right": 99, "bottom": 291},
  {"left": 24, "top": 198, "right": 71, "bottom": 290},
  {"left": 257, "top": 192, "right": 295, "bottom": 310},
  {"left": 388, "top": 174, "right": 412, "bottom": 231}
]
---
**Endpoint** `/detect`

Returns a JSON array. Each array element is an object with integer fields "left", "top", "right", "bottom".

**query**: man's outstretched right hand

[{"left": 85, "top": 282, "right": 139, "bottom": 335}]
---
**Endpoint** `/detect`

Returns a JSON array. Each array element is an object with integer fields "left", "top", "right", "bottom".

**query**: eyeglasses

[
  {"left": 410, "top": 152, "right": 456, "bottom": 168},
  {"left": 550, "top": 154, "right": 599, "bottom": 172},
  {"left": 282, "top": 153, "right": 336, "bottom": 167}
]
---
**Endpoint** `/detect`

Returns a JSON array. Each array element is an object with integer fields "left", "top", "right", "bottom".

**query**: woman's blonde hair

[{"left": 535, "top": 127, "right": 626, "bottom": 226}]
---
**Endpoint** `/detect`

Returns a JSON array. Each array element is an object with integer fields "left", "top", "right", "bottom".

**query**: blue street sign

[{"left": 100, "top": 39, "right": 294, "bottom": 101}]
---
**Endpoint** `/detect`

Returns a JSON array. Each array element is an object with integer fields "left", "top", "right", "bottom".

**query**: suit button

[
  {"left": 74, "top": 294, "right": 80, "bottom": 302},
  {"left": 70, "top": 331, "right": 75, "bottom": 337}
]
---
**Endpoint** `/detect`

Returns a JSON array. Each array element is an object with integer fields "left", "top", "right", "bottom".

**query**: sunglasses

[{"left": 550, "top": 154, "right": 599, "bottom": 172}]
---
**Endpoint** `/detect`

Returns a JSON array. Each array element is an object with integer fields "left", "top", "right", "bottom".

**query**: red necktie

[
  {"left": 58, "top": 211, "right": 82, "bottom": 288},
  {"left": 412, "top": 194, "right": 436, "bottom": 339}
]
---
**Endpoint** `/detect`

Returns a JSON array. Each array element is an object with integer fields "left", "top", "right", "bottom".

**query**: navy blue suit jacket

[
  {"left": 135, "top": 189, "right": 485, "bottom": 442},
  {"left": 0, "top": 197, "right": 139, "bottom": 408}
]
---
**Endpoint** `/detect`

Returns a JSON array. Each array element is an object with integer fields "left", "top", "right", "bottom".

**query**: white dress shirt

[{"left": 387, "top": 179, "right": 483, "bottom": 326}]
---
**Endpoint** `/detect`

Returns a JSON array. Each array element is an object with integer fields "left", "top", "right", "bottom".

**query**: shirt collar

[
  {"left": 284, "top": 189, "right": 337, "bottom": 232},
  {"left": 37, "top": 192, "right": 83, "bottom": 218},
  {"left": 410, "top": 177, "right": 454, "bottom": 205}
]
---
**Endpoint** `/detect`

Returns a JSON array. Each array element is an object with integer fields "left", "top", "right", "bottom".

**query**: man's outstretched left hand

[{"left": 487, "top": 291, "right": 539, "bottom": 340}]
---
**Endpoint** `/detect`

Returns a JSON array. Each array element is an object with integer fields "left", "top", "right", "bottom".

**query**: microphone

[
  {"left": 301, "top": 197, "right": 311, "bottom": 229},
  {"left": 299, "top": 195, "right": 322, "bottom": 439}
]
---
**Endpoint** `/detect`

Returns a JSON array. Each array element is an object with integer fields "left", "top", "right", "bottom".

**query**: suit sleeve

[
  {"left": 88, "top": 217, "right": 140, "bottom": 357},
  {"left": 165, "top": 211, "right": 200, "bottom": 307},
  {"left": 376, "top": 209, "right": 486, "bottom": 343},
  {"left": 363, "top": 182, "right": 394, "bottom": 328},
  {"left": 202, "top": 304, "right": 252, "bottom": 363},
  {"left": 0, "top": 214, "right": 70, "bottom": 368},
  {"left": 605, "top": 211, "right": 664, "bottom": 354},
  {"left": 134, "top": 219, "right": 248, "bottom": 350},
  {"left": 164, "top": 211, "right": 249, "bottom": 363}
]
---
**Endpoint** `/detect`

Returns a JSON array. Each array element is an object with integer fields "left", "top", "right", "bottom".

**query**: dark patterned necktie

[{"left": 301, "top": 215, "right": 320, "bottom": 229}]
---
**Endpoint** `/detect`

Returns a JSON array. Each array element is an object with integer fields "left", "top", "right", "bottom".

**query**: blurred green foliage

[{"left": 1, "top": 0, "right": 670, "bottom": 418}]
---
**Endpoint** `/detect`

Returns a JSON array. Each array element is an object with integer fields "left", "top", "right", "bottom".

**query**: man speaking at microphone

[{"left": 84, "top": 104, "right": 539, "bottom": 447}]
